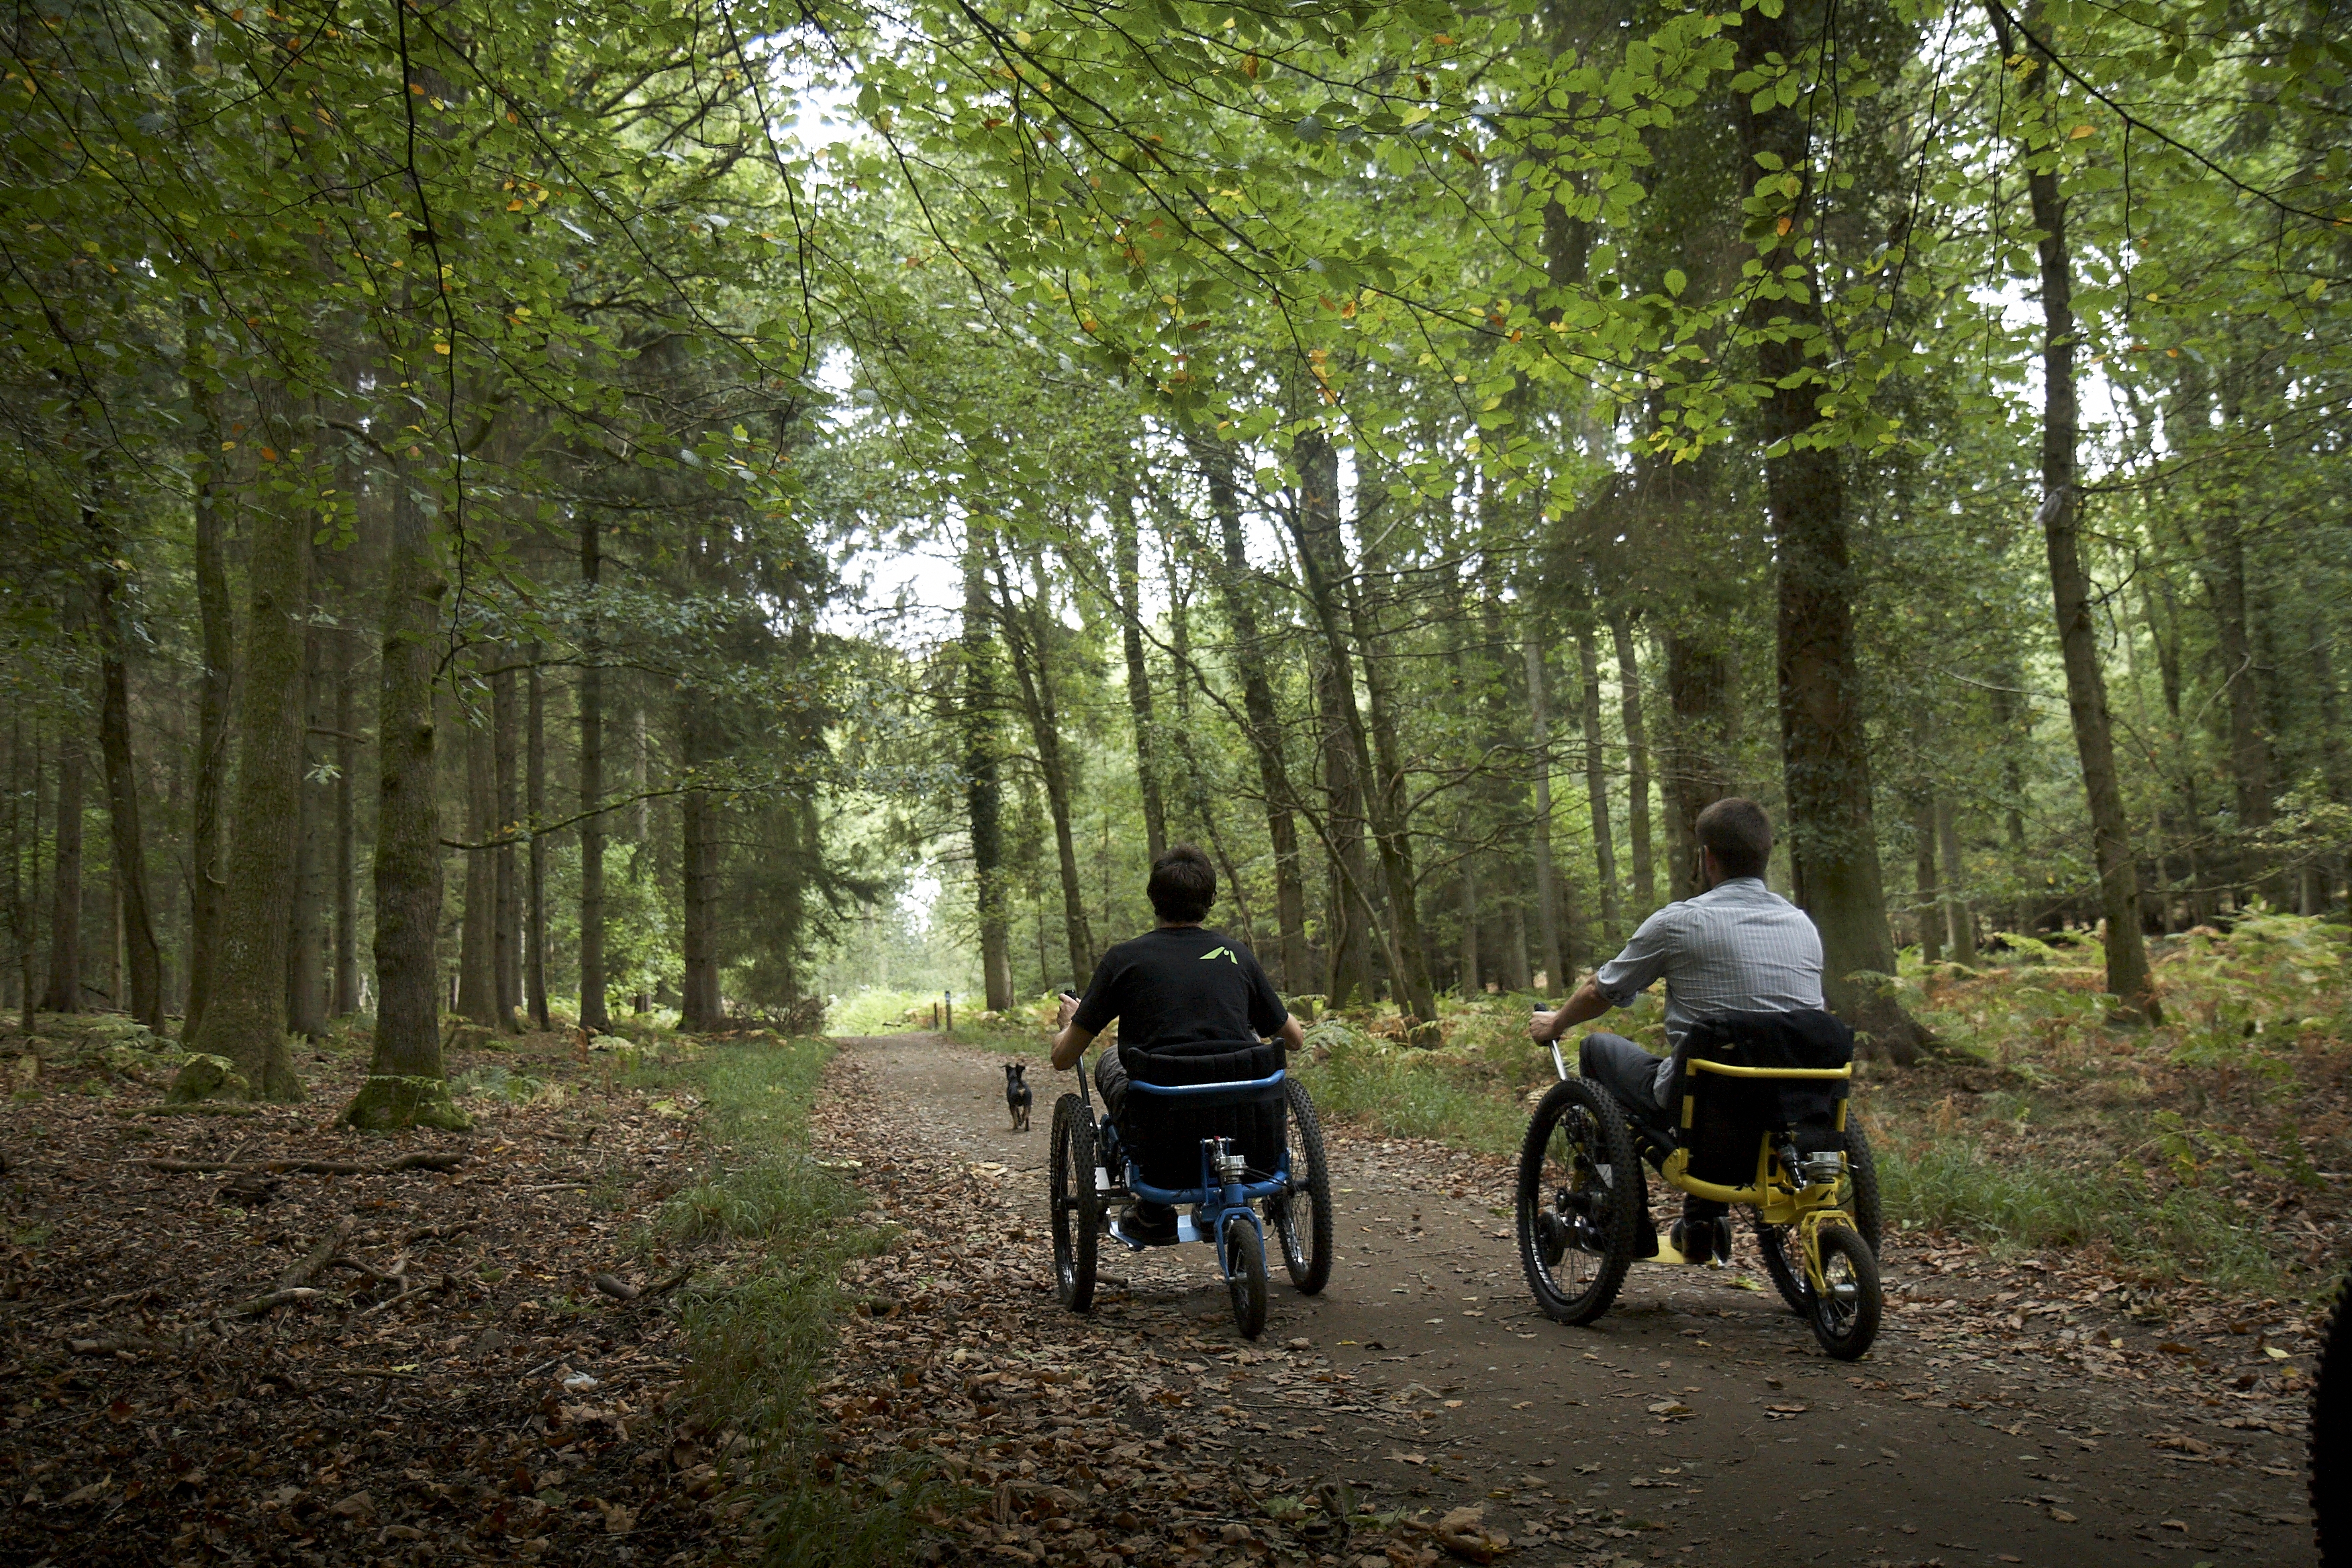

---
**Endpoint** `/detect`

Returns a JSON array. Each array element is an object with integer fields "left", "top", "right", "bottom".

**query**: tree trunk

[
  {"left": 1608, "top": 608, "right": 1655, "bottom": 915},
  {"left": 285, "top": 628, "right": 330, "bottom": 1040},
  {"left": 576, "top": 517, "right": 610, "bottom": 1032},
  {"left": 1112, "top": 483, "right": 1168, "bottom": 861},
  {"left": 1912, "top": 795, "right": 1941, "bottom": 963},
  {"left": 1191, "top": 432, "right": 1310, "bottom": 988},
  {"left": 491, "top": 655, "right": 521, "bottom": 1028},
  {"left": 1573, "top": 622, "right": 1618, "bottom": 950},
  {"left": 9, "top": 719, "right": 34, "bottom": 1031},
  {"left": 1286, "top": 428, "right": 1438, "bottom": 1027},
  {"left": 679, "top": 691, "right": 724, "bottom": 1031},
  {"left": 1347, "top": 534, "right": 1438, "bottom": 1008},
  {"left": 1735, "top": 3, "right": 1922, "bottom": 1060},
  {"left": 1989, "top": 0, "right": 2158, "bottom": 1018},
  {"left": 963, "top": 522, "right": 1015, "bottom": 1012},
  {"left": 40, "top": 724, "right": 84, "bottom": 1014},
  {"left": 342, "top": 454, "right": 465, "bottom": 1130},
  {"left": 2202, "top": 520, "right": 2271, "bottom": 897},
  {"left": 1935, "top": 795, "right": 1974, "bottom": 960},
  {"left": 175, "top": 381, "right": 313, "bottom": 1100},
  {"left": 96, "top": 576, "right": 163, "bottom": 1030},
  {"left": 183, "top": 307, "right": 234, "bottom": 1040},
  {"left": 1457, "top": 856, "right": 1481, "bottom": 993},
  {"left": 458, "top": 706, "right": 498, "bottom": 1026},
  {"left": 1528, "top": 631, "right": 1568, "bottom": 993},
  {"left": 331, "top": 624, "right": 360, "bottom": 1016},
  {"left": 526, "top": 654, "right": 549, "bottom": 1030},
  {"left": 1661, "top": 628, "right": 1735, "bottom": 902},
  {"left": 993, "top": 546, "right": 1095, "bottom": 987},
  {"left": 1315, "top": 658, "right": 1373, "bottom": 1007}
]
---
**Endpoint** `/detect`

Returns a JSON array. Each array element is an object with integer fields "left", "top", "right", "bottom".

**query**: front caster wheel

[
  {"left": 1049, "top": 1094, "right": 1099, "bottom": 1312},
  {"left": 1222, "top": 1216, "right": 1268, "bottom": 1340},
  {"left": 1806, "top": 1224, "right": 1881, "bottom": 1361}
]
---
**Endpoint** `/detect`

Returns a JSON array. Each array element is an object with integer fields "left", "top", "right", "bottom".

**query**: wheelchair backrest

[
  {"left": 1122, "top": 1040, "right": 1287, "bottom": 1189},
  {"left": 1671, "top": 1010, "right": 1854, "bottom": 1185}
]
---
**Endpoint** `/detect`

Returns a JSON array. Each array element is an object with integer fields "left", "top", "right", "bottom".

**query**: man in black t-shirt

[{"left": 1051, "top": 845, "right": 1304, "bottom": 1240}]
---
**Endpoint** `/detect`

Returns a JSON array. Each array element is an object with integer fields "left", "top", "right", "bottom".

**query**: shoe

[
  {"left": 1670, "top": 1216, "right": 1733, "bottom": 1265},
  {"left": 1118, "top": 1205, "right": 1177, "bottom": 1245}
]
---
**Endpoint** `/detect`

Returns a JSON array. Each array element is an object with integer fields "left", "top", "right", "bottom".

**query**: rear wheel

[
  {"left": 1271, "top": 1079, "right": 1334, "bottom": 1294},
  {"left": 1754, "top": 1118, "right": 1883, "bottom": 1315},
  {"left": 1806, "top": 1224, "right": 1881, "bottom": 1361},
  {"left": 1517, "top": 1078, "right": 1640, "bottom": 1326},
  {"left": 1049, "top": 1094, "right": 1099, "bottom": 1312},
  {"left": 1222, "top": 1215, "right": 1268, "bottom": 1340}
]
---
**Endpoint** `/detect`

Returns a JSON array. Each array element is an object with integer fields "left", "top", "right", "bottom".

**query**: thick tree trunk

[
  {"left": 491, "top": 656, "right": 521, "bottom": 1027},
  {"left": 1989, "top": 0, "right": 2158, "bottom": 1016},
  {"left": 1608, "top": 608, "right": 1656, "bottom": 914},
  {"left": 40, "top": 726, "right": 84, "bottom": 1014},
  {"left": 1348, "top": 539, "right": 1438, "bottom": 1006},
  {"left": 1527, "top": 632, "right": 1567, "bottom": 993},
  {"left": 342, "top": 455, "right": 464, "bottom": 1130},
  {"left": 1112, "top": 484, "right": 1168, "bottom": 861},
  {"left": 1737, "top": 4, "right": 1922, "bottom": 1061},
  {"left": 331, "top": 626, "right": 360, "bottom": 1016},
  {"left": 576, "top": 518, "right": 610, "bottom": 1032},
  {"left": 963, "top": 524, "right": 1015, "bottom": 1012},
  {"left": 97, "top": 577, "right": 162, "bottom": 1030},
  {"left": 458, "top": 707, "right": 498, "bottom": 1026},
  {"left": 526, "top": 657, "right": 549, "bottom": 1030},
  {"left": 1661, "top": 628, "right": 1736, "bottom": 902},
  {"left": 183, "top": 309, "right": 234, "bottom": 1040},
  {"left": 176, "top": 383, "right": 313, "bottom": 1100},
  {"left": 1287, "top": 428, "right": 1438, "bottom": 1026},
  {"left": 1191, "top": 432, "right": 1310, "bottom": 988},
  {"left": 1573, "top": 622, "right": 1618, "bottom": 949}
]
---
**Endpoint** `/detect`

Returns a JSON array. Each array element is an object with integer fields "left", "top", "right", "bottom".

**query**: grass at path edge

[{"left": 648, "top": 1037, "right": 945, "bottom": 1568}]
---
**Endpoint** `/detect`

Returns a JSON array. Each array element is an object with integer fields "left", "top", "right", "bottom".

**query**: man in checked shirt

[{"left": 1528, "top": 797, "right": 1826, "bottom": 1265}]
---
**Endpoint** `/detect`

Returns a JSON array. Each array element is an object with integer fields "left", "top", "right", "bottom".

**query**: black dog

[{"left": 1003, "top": 1062, "right": 1033, "bottom": 1132}]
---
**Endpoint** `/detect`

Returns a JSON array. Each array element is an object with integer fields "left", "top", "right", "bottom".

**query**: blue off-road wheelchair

[{"left": 1050, "top": 1040, "right": 1332, "bottom": 1339}]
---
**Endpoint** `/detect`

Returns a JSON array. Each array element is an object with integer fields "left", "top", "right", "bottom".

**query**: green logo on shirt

[{"left": 1199, "top": 946, "right": 1237, "bottom": 964}]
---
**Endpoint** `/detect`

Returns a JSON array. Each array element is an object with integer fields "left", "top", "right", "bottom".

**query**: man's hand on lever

[
  {"left": 1529, "top": 975, "right": 1612, "bottom": 1044},
  {"left": 1050, "top": 992, "right": 1093, "bottom": 1072}
]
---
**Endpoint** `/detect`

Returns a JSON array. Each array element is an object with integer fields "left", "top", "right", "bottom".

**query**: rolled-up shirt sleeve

[{"left": 1592, "top": 905, "right": 1680, "bottom": 1008}]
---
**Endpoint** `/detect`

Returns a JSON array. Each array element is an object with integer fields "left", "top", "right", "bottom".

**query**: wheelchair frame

[
  {"left": 1518, "top": 1038, "right": 1883, "bottom": 1359},
  {"left": 1050, "top": 1045, "right": 1330, "bottom": 1340}
]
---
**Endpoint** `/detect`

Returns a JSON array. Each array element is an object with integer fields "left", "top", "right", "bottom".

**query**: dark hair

[
  {"left": 1695, "top": 797, "right": 1773, "bottom": 880},
  {"left": 1147, "top": 844, "right": 1216, "bottom": 923}
]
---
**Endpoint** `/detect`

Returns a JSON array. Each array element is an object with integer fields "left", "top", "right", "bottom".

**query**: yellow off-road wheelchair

[{"left": 1515, "top": 1011, "right": 1883, "bottom": 1359}]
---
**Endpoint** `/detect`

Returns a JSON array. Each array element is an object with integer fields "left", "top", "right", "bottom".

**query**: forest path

[{"left": 825, "top": 1034, "right": 2316, "bottom": 1567}]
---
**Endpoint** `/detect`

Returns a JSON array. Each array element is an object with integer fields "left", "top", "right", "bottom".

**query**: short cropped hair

[
  {"left": 1147, "top": 844, "right": 1217, "bottom": 923},
  {"left": 1696, "top": 797, "right": 1773, "bottom": 880}
]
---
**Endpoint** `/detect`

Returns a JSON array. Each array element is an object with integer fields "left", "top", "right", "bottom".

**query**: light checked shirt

[{"left": 1591, "top": 876, "right": 1825, "bottom": 1053}]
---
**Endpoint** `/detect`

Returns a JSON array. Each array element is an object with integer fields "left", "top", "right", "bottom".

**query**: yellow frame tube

[{"left": 1683, "top": 1059, "right": 1853, "bottom": 1081}]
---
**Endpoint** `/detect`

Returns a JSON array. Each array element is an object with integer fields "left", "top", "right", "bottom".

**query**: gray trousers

[{"left": 1577, "top": 1032, "right": 1723, "bottom": 1223}]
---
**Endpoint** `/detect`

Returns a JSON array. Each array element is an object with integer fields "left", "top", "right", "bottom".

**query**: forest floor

[
  {"left": 0, "top": 1015, "right": 803, "bottom": 1568},
  {"left": 816, "top": 1031, "right": 2322, "bottom": 1568}
]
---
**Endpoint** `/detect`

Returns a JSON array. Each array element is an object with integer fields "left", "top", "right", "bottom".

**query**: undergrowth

[{"left": 646, "top": 1038, "right": 944, "bottom": 1568}]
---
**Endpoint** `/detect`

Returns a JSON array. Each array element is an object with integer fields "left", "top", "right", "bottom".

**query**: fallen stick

[
  {"left": 356, "top": 1275, "right": 448, "bottom": 1318},
  {"left": 228, "top": 1218, "right": 355, "bottom": 1315},
  {"left": 591, "top": 1273, "right": 640, "bottom": 1302},
  {"left": 134, "top": 1152, "right": 462, "bottom": 1176}
]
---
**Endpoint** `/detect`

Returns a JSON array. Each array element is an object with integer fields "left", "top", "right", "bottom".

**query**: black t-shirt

[{"left": 1071, "top": 926, "right": 1288, "bottom": 1055}]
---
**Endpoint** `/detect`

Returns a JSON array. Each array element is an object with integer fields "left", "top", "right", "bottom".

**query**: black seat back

[
  {"left": 1122, "top": 1040, "right": 1287, "bottom": 1190},
  {"left": 1673, "top": 1010, "right": 1853, "bottom": 1185}
]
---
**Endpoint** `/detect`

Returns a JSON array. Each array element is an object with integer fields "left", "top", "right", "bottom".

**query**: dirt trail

[{"left": 833, "top": 1034, "right": 2317, "bottom": 1567}]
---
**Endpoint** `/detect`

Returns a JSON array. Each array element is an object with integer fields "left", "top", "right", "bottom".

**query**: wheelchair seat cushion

[
  {"left": 1672, "top": 1010, "right": 1853, "bottom": 1185},
  {"left": 1120, "top": 1039, "right": 1286, "bottom": 1191}
]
